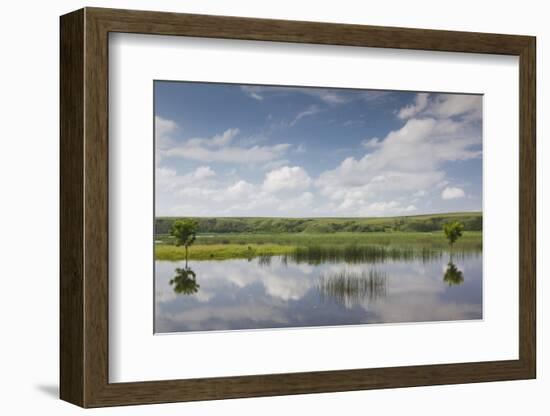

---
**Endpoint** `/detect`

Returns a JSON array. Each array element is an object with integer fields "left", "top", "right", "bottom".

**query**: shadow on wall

[{"left": 34, "top": 384, "right": 58, "bottom": 399}]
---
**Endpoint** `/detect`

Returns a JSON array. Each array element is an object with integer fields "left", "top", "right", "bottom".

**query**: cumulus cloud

[
  {"left": 227, "top": 180, "right": 256, "bottom": 197},
  {"left": 315, "top": 116, "right": 480, "bottom": 215},
  {"left": 359, "top": 201, "right": 416, "bottom": 216},
  {"left": 156, "top": 165, "right": 216, "bottom": 193},
  {"left": 155, "top": 116, "right": 179, "bottom": 159},
  {"left": 263, "top": 166, "right": 312, "bottom": 193},
  {"left": 164, "top": 178, "right": 281, "bottom": 216},
  {"left": 158, "top": 165, "right": 314, "bottom": 216},
  {"left": 277, "top": 192, "right": 314, "bottom": 212},
  {"left": 441, "top": 186, "right": 466, "bottom": 199},
  {"left": 155, "top": 115, "right": 178, "bottom": 138},
  {"left": 193, "top": 166, "right": 216, "bottom": 180}
]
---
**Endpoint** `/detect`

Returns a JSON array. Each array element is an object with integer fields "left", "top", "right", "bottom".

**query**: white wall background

[{"left": 0, "top": 0, "right": 545, "bottom": 414}]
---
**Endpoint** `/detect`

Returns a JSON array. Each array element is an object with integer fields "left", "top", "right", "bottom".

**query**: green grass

[
  {"left": 158, "top": 231, "right": 482, "bottom": 249},
  {"left": 155, "top": 231, "right": 482, "bottom": 261},
  {"left": 155, "top": 243, "right": 295, "bottom": 261}
]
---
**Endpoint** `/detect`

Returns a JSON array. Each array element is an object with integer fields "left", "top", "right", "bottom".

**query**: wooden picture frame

[{"left": 60, "top": 7, "right": 536, "bottom": 408}]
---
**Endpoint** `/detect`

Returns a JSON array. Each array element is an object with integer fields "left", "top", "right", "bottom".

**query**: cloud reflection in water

[{"left": 155, "top": 253, "right": 481, "bottom": 333}]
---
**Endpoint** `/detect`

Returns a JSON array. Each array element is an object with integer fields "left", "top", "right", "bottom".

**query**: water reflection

[
  {"left": 318, "top": 270, "right": 388, "bottom": 308},
  {"left": 155, "top": 251, "right": 482, "bottom": 333},
  {"left": 285, "top": 245, "right": 444, "bottom": 265},
  {"left": 170, "top": 266, "right": 200, "bottom": 295},
  {"left": 281, "top": 245, "right": 480, "bottom": 265},
  {"left": 258, "top": 254, "right": 272, "bottom": 266},
  {"left": 443, "top": 261, "right": 464, "bottom": 286}
]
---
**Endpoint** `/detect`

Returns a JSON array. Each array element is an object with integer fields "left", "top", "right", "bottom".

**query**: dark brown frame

[{"left": 60, "top": 7, "right": 536, "bottom": 408}]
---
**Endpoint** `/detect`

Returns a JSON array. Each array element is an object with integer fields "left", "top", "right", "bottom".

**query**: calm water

[{"left": 155, "top": 252, "right": 482, "bottom": 333}]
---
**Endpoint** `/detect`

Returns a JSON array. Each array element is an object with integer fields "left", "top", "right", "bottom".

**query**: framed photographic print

[{"left": 60, "top": 7, "right": 536, "bottom": 408}]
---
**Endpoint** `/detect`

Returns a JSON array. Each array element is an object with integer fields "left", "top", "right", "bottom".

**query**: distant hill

[{"left": 155, "top": 212, "right": 482, "bottom": 235}]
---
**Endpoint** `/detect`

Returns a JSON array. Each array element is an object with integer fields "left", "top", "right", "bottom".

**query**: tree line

[{"left": 155, "top": 214, "right": 482, "bottom": 235}]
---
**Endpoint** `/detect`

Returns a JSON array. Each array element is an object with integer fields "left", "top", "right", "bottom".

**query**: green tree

[
  {"left": 443, "top": 221, "right": 465, "bottom": 250},
  {"left": 171, "top": 219, "right": 198, "bottom": 264}
]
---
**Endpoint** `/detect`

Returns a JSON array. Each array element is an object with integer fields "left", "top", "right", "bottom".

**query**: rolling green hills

[{"left": 155, "top": 212, "right": 482, "bottom": 236}]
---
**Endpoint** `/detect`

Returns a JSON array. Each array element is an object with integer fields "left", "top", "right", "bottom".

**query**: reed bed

[{"left": 318, "top": 269, "right": 389, "bottom": 307}]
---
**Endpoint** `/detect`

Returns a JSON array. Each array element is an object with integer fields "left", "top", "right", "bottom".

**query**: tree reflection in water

[
  {"left": 443, "top": 261, "right": 464, "bottom": 286},
  {"left": 170, "top": 266, "right": 200, "bottom": 295},
  {"left": 318, "top": 269, "right": 388, "bottom": 308}
]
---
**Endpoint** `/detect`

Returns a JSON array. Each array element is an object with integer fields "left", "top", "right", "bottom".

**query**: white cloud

[
  {"left": 187, "top": 128, "right": 239, "bottom": 147},
  {"left": 262, "top": 159, "right": 290, "bottom": 171},
  {"left": 240, "top": 85, "right": 350, "bottom": 106},
  {"left": 426, "top": 94, "right": 482, "bottom": 121},
  {"left": 161, "top": 127, "right": 291, "bottom": 164},
  {"left": 155, "top": 116, "right": 179, "bottom": 157},
  {"left": 155, "top": 116, "right": 178, "bottom": 138},
  {"left": 398, "top": 93, "right": 482, "bottom": 122},
  {"left": 290, "top": 105, "right": 321, "bottom": 126},
  {"left": 316, "top": 116, "right": 480, "bottom": 215},
  {"left": 193, "top": 166, "right": 216, "bottom": 180},
  {"left": 164, "top": 177, "right": 281, "bottom": 217},
  {"left": 156, "top": 165, "right": 216, "bottom": 193},
  {"left": 167, "top": 143, "right": 291, "bottom": 163},
  {"left": 240, "top": 86, "right": 264, "bottom": 101},
  {"left": 263, "top": 166, "right": 312, "bottom": 193},
  {"left": 277, "top": 192, "right": 314, "bottom": 211},
  {"left": 299, "top": 88, "right": 391, "bottom": 106},
  {"left": 361, "top": 137, "right": 381, "bottom": 150},
  {"left": 227, "top": 180, "right": 256, "bottom": 197},
  {"left": 398, "top": 93, "right": 429, "bottom": 119},
  {"left": 441, "top": 186, "right": 466, "bottom": 199},
  {"left": 359, "top": 201, "right": 416, "bottom": 216},
  {"left": 303, "top": 89, "right": 348, "bottom": 105}
]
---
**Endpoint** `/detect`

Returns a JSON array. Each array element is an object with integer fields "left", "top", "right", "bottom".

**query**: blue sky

[{"left": 155, "top": 81, "right": 482, "bottom": 217}]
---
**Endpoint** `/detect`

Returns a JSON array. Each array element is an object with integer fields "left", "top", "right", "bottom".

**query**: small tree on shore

[
  {"left": 171, "top": 219, "right": 198, "bottom": 265},
  {"left": 443, "top": 221, "right": 465, "bottom": 251}
]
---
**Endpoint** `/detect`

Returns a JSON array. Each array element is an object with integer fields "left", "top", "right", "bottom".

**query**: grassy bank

[
  {"left": 155, "top": 243, "right": 295, "bottom": 261},
  {"left": 155, "top": 231, "right": 482, "bottom": 261},
  {"left": 189, "top": 230, "right": 482, "bottom": 249}
]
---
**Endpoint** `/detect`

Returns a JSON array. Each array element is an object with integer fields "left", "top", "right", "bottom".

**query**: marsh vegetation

[{"left": 155, "top": 214, "right": 481, "bottom": 262}]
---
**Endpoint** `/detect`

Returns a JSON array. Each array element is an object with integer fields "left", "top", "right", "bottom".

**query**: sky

[{"left": 154, "top": 81, "right": 482, "bottom": 218}]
